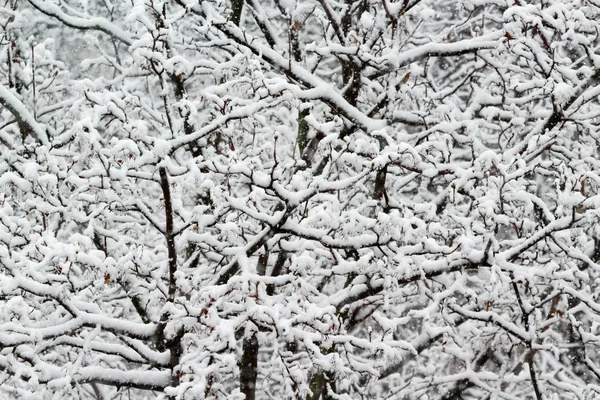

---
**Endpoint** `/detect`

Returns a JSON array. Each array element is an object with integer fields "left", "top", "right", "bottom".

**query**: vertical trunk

[
  {"left": 230, "top": 0, "right": 244, "bottom": 26},
  {"left": 306, "top": 369, "right": 335, "bottom": 400},
  {"left": 297, "top": 107, "right": 310, "bottom": 156},
  {"left": 306, "top": 372, "right": 326, "bottom": 400},
  {"left": 239, "top": 248, "right": 269, "bottom": 399},
  {"left": 306, "top": 346, "right": 335, "bottom": 400},
  {"left": 159, "top": 167, "right": 177, "bottom": 300},
  {"left": 159, "top": 167, "right": 182, "bottom": 395},
  {"left": 373, "top": 165, "right": 388, "bottom": 203},
  {"left": 240, "top": 333, "right": 259, "bottom": 400}
]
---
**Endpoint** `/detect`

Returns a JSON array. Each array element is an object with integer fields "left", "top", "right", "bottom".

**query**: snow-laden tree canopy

[{"left": 0, "top": 0, "right": 599, "bottom": 398}]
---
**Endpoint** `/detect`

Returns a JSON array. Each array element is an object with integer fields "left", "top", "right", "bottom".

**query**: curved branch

[
  {"left": 27, "top": 0, "right": 134, "bottom": 46},
  {"left": 0, "top": 84, "right": 48, "bottom": 146}
]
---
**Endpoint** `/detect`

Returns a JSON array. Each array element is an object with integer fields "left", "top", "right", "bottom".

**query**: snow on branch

[
  {"left": 0, "top": 84, "right": 48, "bottom": 146},
  {"left": 27, "top": 0, "right": 134, "bottom": 46},
  {"left": 215, "top": 22, "right": 387, "bottom": 133}
]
